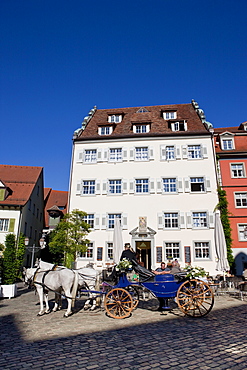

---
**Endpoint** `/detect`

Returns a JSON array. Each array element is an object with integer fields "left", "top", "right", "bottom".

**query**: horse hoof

[
  {"left": 64, "top": 312, "right": 72, "bottom": 318},
  {"left": 84, "top": 306, "right": 89, "bottom": 311},
  {"left": 37, "top": 313, "right": 44, "bottom": 316}
]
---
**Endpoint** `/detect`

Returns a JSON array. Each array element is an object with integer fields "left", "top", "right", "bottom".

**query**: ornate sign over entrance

[{"left": 139, "top": 216, "right": 147, "bottom": 232}]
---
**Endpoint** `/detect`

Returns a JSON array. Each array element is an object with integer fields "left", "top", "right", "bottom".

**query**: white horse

[
  {"left": 23, "top": 261, "right": 101, "bottom": 316},
  {"left": 24, "top": 267, "right": 79, "bottom": 317}
]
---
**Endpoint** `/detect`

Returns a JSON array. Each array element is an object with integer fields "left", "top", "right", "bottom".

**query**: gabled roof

[
  {"left": 0, "top": 165, "right": 43, "bottom": 206},
  {"left": 74, "top": 103, "right": 210, "bottom": 141},
  {"left": 44, "top": 188, "right": 68, "bottom": 227}
]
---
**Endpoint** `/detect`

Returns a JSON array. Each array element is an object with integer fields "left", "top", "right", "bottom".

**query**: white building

[
  {"left": 0, "top": 165, "right": 44, "bottom": 266},
  {"left": 69, "top": 101, "right": 219, "bottom": 276}
]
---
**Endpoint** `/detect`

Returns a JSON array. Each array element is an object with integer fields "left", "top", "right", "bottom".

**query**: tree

[
  {"left": 49, "top": 209, "right": 91, "bottom": 267},
  {"left": 2, "top": 234, "right": 16, "bottom": 284},
  {"left": 16, "top": 234, "right": 26, "bottom": 279},
  {"left": 217, "top": 187, "right": 235, "bottom": 269}
]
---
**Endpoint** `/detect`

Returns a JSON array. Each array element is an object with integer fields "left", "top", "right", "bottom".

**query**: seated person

[
  {"left": 153, "top": 262, "right": 171, "bottom": 275},
  {"left": 170, "top": 260, "right": 182, "bottom": 274},
  {"left": 167, "top": 259, "right": 173, "bottom": 270}
]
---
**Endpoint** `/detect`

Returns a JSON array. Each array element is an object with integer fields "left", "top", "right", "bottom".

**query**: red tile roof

[
  {"left": 44, "top": 188, "right": 68, "bottom": 227},
  {"left": 75, "top": 103, "right": 209, "bottom": 141},
  {"left": 0, "top": 165, "right": 43, "bottom": 206}
]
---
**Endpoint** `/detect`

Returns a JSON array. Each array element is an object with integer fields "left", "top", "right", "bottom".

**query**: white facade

[{"left": 69, "top": 130, "right": 219, "bottom": 276}]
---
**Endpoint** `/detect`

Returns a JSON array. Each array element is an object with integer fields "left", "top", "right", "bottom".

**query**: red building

[{"left": 214, "top": 122, "right": 247, "bottom": 275}]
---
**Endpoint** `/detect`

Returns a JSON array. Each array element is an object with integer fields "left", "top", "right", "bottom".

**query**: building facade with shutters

[
  {"left": 0, "top": 165, "right": 44, "bottom": 265},
  {"left": 214, "top": 122, "right": 247, "bottom": 275},
  {"left": 69, "top": 101, "right": 220, "bottom": 276}
]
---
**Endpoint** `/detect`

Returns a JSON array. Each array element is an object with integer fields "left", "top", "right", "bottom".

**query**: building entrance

[{"left": 135, "top": 241, "right": 151, "bottom": 270}]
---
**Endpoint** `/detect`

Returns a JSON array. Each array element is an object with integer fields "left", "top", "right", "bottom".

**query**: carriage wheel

[
  {"left": 104, "top": 288, "right": 133, "bottom": 319},
  {"left": 126, "top": 286, "right": 140, "bottom": 309},
  {"left": 176, "top": 279, "right": 214, "bottom": 317}
]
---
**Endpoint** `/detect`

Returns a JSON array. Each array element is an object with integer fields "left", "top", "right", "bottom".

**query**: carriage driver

[{"left": 120, "top": 243, "right": 137, "bottom": 262}]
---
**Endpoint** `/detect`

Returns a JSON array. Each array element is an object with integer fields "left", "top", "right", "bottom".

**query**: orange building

[{"left": 214, "top": 122, "right": 247, "bottom": 275}]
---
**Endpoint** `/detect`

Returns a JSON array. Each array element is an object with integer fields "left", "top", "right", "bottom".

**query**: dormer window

[
  {"left": 133, "top": 124, "right": 150, "bottom": 133},
  {"left": 222, "top": 139, "right": 234, "bottom": 150},
  {"left": 98, "top": 126, "right": 113, "bottom": 135},
  {"left": 220, "top": 133, "right": 235, "bottom": 150},
  {"left": 171, "top": 121, "right": 187, "bottom": 132},
  {"left": 136, "top": 107, "right": 149, "bottom": 113},
  {"left": 0, "top": 181, "right": 11, "bottom": 201},
  {"left": 108, "top": 115, "right": 122, "bottom": 123},
  {"left": 163, "top": 111, "right": 177, "bottom": 120}
]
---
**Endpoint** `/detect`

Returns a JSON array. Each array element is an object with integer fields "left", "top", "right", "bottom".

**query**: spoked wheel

[
  {"left": 176, "top": 279, "right": 214, "bottom": 317},
  {"left": 104, "top": 288, "right": 133, "bottom": 319},
  {"left": 125, "top": 285, "right": 140, "bottom": 309}
]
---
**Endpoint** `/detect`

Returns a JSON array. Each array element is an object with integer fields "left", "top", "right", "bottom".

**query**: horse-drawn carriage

[
  {"left": 24, "top": 260, "right": 214, "bottom": 319},
  {"left": 100, "top": 261, "right": 214, "bottom": 319}
]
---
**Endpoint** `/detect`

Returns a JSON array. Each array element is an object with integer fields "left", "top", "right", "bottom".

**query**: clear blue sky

[{"left": 1, "top": 0, "right": 246, "bottom": 191}]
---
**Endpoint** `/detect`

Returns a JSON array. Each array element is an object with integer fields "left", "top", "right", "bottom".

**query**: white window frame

[
  {"left": 98, "top": 126, "right": 113, "bottom": 135},
  {"left": 171, "top": 121, "right": 187, "bottom": 132},
  {"left": 235, "top": 192, "right": 247, "bottom": 208},
  {"left": 83, "top": 214, "right": 95, "bottom": 229},
  {"left": 79, "top": 242, "right": 94, "bottom": 259},
  {"left": 163, "top": 178, "right": 177, "bottom": 193},
  {"left": 231, "top": 163, "right": 245, "bottom": 178},
  {"left": 187, "top": 145, "right": 202, "bottom": 159},
  {"left": 163, "top": 111, "right": 177, "bottom": 120},
  {"left": 108, "top": 179, "right": 122, "bottom": 195},
  {"left": 0, "top": 218, "right": 9, "bottom": 232},
  {"left": 135, "top": 178, "right": 149, "bottom": 194},
  {"left": 238, "top": 224, "right": 247, "bottom": 241},
  {"left": 164, "top": 241, "right": 181, "bottom": 260},
  {"left": 163, "top": 212, "right": 179, "bottom": 229},
  {"left": 194, "top": 241, "right": 211, "bottom": 260},
  {"left": 107, "top": 214, "right": 122, "bottom": 230},
  {"left": 107, "top": 242, "right": 113, "bottom": 260},
  {"left": 84, "top": 149, "right": 97, "bottom": 163},
  {"left": 82, "top": 180, "right": 96, "bottom": 195},
  {"left": 108, "top": 115, "right": 122, "bottom": 123},
  {"left": 192, "top": 212, "right": 208, "bottom": 229},
  {"left": 222, "top": 138, "right": 234, "bottom": 150},
  {"left": 189, "top": 176, "right": 206, "bottom": 193},
  {"left": 135, "top": 147, "right": 149, "bottom": 161},
  {"left": 109, "top": 148, "right": 123, "bottom": 162},
  {"left": 160, "top": 145, "right": 181, "bottom": 161},
  {"left": 133, "top": 124, "right": 150, "bottom": 134}
]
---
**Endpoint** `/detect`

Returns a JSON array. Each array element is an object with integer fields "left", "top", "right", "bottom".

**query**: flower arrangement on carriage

[{"left": 115, "top": 258, "right": 132, "bottom": 272}]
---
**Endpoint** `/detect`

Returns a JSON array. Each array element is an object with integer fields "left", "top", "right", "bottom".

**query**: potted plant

[{"left": 0, "top": 233, "right": 25, "bottom": 299}]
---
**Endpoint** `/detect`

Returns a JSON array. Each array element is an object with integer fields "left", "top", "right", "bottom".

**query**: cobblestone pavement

[{"left": 0, "top": 283, "right": 247, "bottom": 369}]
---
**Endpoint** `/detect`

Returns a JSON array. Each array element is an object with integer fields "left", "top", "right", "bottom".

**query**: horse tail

[
  {"left": 95, "top": 272, "right": 101, "bottom": 307},
  {"left": 71, "top": 271, "right": 79, "bottom": 308}
]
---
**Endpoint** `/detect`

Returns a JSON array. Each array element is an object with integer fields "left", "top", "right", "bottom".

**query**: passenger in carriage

[
  {"left": 170, "top": 260, "right": 182, "bottom": 274},
  {"left": 153, "top": 262, "right": 171, "bottom": 275}
]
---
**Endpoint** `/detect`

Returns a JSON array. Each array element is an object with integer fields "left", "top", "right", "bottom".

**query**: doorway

[{"left": 135, "top": 241, "right": 151, "bottom": 270}]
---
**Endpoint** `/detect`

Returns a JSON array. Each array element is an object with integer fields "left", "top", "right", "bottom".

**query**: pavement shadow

[{"left": 1, "top": 300, "right": 246, "bottom": 369}]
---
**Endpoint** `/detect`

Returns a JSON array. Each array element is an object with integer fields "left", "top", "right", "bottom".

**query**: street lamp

[{"left": 24, "top": 237, "right": 44, "bottom": 267}]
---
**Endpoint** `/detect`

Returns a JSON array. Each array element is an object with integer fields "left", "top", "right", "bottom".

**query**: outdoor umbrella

[
  {"left": 215, "top": 212, "right": 230, "bottom": 272},
  {"left": 113, "top": 217, "right": 123, "bottom": 264}
]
